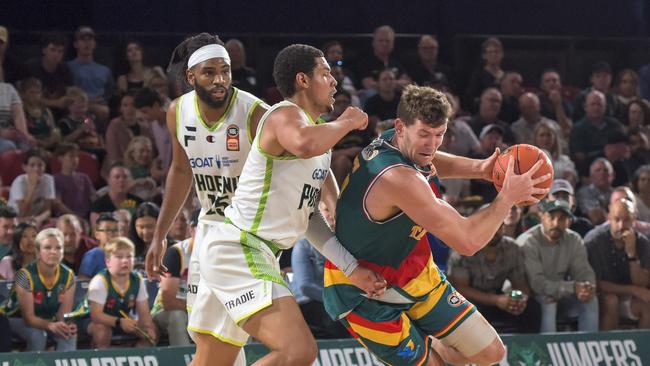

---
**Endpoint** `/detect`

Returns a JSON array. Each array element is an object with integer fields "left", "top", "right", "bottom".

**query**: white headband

[{"left": 187, "top": 44, "right": 230, "bottom": 69}]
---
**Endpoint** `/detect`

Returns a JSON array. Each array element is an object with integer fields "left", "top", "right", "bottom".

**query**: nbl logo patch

[
  {"left": 447, "top": 291, "right": 466, "bottom": 307},
  {"left": 226, "top": 124, "right": 240, "bottom": 151}
]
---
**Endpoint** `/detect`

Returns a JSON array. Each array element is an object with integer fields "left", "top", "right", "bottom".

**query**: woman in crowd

[
  {"left": 626, "top": 98, "right": 650, "bottom": 134},
  {"left": 533, "top": 120, "right": 578, "bottom": 186},
  {"left": 129, "top": 202, "right": 160, "bottom": 261},
  {"left": 116, "top": 41, "right": 154, "bottom": 93},
  {"left": 465, "top": 37, "right": 505, "bottom": 111},
  {"left": 123, "top": 136, "right": 164, "bottom": 201},
  {"left": 632, "top": 164, "right": 650, "bottom": 222},
  {"left": 0, "top": 228, "right": 76, "bottom": 351},
  {"left": 0, "top": 222, "right": 37, "bottom": 280}
]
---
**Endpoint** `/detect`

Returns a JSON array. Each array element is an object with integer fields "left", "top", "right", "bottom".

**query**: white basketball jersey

[
  {"left": 225, "top": 100, "right": 332, "bottom": 249},
  {"left": 176, "top": 88, "right": 265, "bottom": 223}
]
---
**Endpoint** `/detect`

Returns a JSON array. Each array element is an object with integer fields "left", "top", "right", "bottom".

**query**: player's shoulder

[{"left": 233, "top": 87, "right": 266, "bottom": 106}]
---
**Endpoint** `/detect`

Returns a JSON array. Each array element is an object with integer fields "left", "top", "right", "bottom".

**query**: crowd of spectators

[{"left": 0, "top": 23, "right": 650, "bottom": 352}]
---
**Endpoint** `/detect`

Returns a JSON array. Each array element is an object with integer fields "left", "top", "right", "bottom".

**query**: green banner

[{"left": 1, "top": 330, "right": 648, "bottom": 366}]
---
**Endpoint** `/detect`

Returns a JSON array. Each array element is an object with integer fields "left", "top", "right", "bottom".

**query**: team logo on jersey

[
  {"left": 226, "top": 124, "right": 240, "bottom": 151},
  {"left": 34, "top": 290, "right": 43, "bottom": 304},
  {"left": 447, "top": 291, "right": 466, "bottom": 307},
  {"left": 361, "top": 145, "right": 379, "bottom": 161}
]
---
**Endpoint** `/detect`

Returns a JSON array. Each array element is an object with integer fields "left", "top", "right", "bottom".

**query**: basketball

[{"left": 492, "top": 144, "right": 554, "bottom": 205}]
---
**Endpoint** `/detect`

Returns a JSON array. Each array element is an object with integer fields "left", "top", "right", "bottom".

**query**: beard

[{"left": 195, "top": 83, "right": 231, "bottom": 109}]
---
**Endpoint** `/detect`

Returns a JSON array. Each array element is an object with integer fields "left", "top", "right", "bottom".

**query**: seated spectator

[
  {"left": 0, "top": 222, "right": 36, "bottom": 281},
  {"left": 291, "top": 239, "right": 349, "bottom": 339},
  {"left": 468, "top": 88, "right": 514, "bottom": 144},
  {"left": 363, "top": 68, "right": 400, "bottom": 130},
  {"left": 24, "top": 32, "right": 73, "bottom": 120},
  {"left": 57, "top": 86, "right": 105, "bottom": 161},
  {"left": 54, "top": 142, "right": 96, "bottom": 219},
  {"left": 143, "top": 67, "right": 172, "bottom": 111},
  {"left": 134, "top": 88, "right": 171, "bottom": 171},
  {"left": 0, "top": 205, "right": 17, "bottom": 260},
  {"left": 129, "top": 202, "right": 159, "bottom": 260},
  {"left": 607, "top": 186, "right": 650, "bottom": 238},
  {"left": 633, "top": 165, "right": 650, "bottom": 222},
  {"left": 537, "top": 69, "right": 573, "bottom": 136},
  {"left": 497, "top": 71, "right": 523, "bottom": 124},
  {"left": 517, "top": 199, "right": 599, "bottom": 333},
  {"left": 225, "top": 39, "right": 259, "bottom": 96},
  {"left": 8, "top": 148, "right": 55, "bottom": 226},
  {"left": 322, "top": 41, "right": 359, "bottom": 106},
  {"left": 570, "top": 90, "right": 625, "bottom": 177},
  {"left": 447, "top": 219, "right": 541, "bottom": 333},
  {"left": 585, "top": 199, "right": 650, "bottom": 330},
  {"left": 445, "top": 93, "right": 480, "bottom": 157},
  {"left": 151, "top": 210, "right": 197, "bottom": 346},
  {"left": 577, "top": 158, "right": 614, "bottom": 225},
  {"left": 78, "top": 212, "right": 119, "bottom": 280},
  {"left": 464, "top": 37, "right": 505, "bottom": 111},
  {"left": 533, "top": 120, "right": 577, "bottom": 185},
  {"left": 0, "top": 26, "right": 25, "bottom": 84},
  {"left": 330, "top": 64, "right": 360, "bottom": 107},
  {"left": 613, "top": 69, "right": 641, "bottom": 122},
  {"left": 169, "top": 209, "right": 189, "bottom": 242},
  {"left": 19, "top": 77, "right": 61, "bottom": 150},
  {"left": 469, "top": 124, "right": 505, "bottom": 203},
  {"left": 116, "top": 40, "right": 154, "bottom": 93},
  {"left": 625, "top": 99, "right": 650, "bottom": 134},
  {"left": 90, "top": 163, "right": 143, "bottom": 228},
  {"left": 123, "top": 136, "right": 164, "bottom": 201},
  {"left": 1, "top": 228, "right": 76, "bottom": 351},
  {"left": 629, "top": 128, "right": 650, "bottom": 174},
  {"left": 57, "top": 214, "right": 96, "bottom": 273},
  {"left": 511, "top": 92, "right": 564, "bottom": 147},
  {"left": 356, "top": 25, "right": 409, "bottom": 92},
  {"left": 604, "top": 131, "right": 634, "bottom": 187},
  {"left": 114, "top": 208, "right": 132, "bottom": 238},
  {"left": 0, "top": 81, "right": 35, "bottom": 152},
  {"left": 86, "top": 237, "right": 157, "bottom": 348},
  {"left": 548, "top": 179, "right": 594, "bottom": 237},
  {"left": 405, "top": 35, "right": 453, "bottom": 91},
  {"left": 572, "top": 61, "right": 621, "bottom": 121},
  {"left": 503, "top": 205, "right": 524, "bottom": 239}
]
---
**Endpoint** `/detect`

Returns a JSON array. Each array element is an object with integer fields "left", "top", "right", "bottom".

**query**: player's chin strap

[{"left": 305, "top": 211, "right": 359, "bottom": 277}]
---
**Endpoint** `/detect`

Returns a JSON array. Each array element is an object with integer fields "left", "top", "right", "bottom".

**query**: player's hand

[
  {"left": 339, "top": 106, "right": 368, "bottom": 131},
  {"left": 120, "top": 317, "right": 138, "bottom": 334},
  {"left": 145, "top": 236, "right": 168, "bottom": 281},
  {"left": 479, "top": 148, "right": 500, "bottom": 182},
  {"left": 348, "top": 266, "right": 387, "bottom": 298},
  {"left": 500, "top": 157, "right": 551, "bottom": 206}
]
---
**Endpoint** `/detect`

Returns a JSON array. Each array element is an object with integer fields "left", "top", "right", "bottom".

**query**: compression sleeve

[{"left": 305, "top": 212, "right": 358, "bottom": 277}]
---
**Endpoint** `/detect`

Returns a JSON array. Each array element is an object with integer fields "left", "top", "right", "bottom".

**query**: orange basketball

[{"left": 492, "top": 144, "right": 554, "bottom": 205}]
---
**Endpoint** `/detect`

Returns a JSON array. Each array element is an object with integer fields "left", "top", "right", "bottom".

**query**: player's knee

[
  {"left": 476, "top": 339, "right": 506, "bottom": 364},
  {"left": 285, "top": 337, "right": 318, "bottom": 365}
]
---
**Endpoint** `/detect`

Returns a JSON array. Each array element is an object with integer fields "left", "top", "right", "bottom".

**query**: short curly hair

[
  {"left": 273, "top": 44, "right": 323, "bottom": 98},
  {"left": 397, "top": 85, "right": 451, "bottom": 127}
]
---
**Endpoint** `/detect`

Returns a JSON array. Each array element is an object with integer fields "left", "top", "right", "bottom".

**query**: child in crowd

[
  {"left": 123, "top": 136, "right": 163, "bottom": 201},
  {"left": 78, "top": 213, "right": 119, "bottom": 280},
  {"left": 58, "top": 87, "right": 104, "bottom": 160},
  {"left": 8, "top": 148, "right": 55, "bottom": 226},
  {"left": 53, "top": 142, "right": 96, "bottom": 219},
  {"left": 86, "top": 237, "right": 157, "bottom": 348},
  {"left": 19, "top": 77, "right": 61, "bottom": 150}
]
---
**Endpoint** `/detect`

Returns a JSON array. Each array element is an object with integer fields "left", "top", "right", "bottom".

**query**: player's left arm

[{"left": 433, "top": 149, "right": 499, "bottom": 181}]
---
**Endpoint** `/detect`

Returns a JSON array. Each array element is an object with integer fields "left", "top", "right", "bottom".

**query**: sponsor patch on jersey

[
  {"left": 361, "top": 145, "right": 379, "bottom": 161},
  {"left": 226, "top": 124, "right": 240, "bottom": 151},
  {"left": 447, "top": 291, "right": 466, "bottom": 307}
]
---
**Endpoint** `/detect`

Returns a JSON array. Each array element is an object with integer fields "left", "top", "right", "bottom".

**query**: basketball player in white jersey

[{"left": 186, "top": 44, "right": 377, "bottom": 366}]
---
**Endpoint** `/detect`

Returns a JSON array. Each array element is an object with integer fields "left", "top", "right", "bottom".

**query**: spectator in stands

[
  {"left": 19, "top": 77, "right": 61, "bottom": 150},
  {"left": 24, "top": 32, "right": 73, "bottom": 120},
  {"left": 78, "top": 213, "right": 119, "bottom": 280},
  {"left": 614, "top": 69, "right": 641, "bottom": 120},
  {"left": 577, "top": 158, "right": 615, "bottom": 225},
  {"left": 632, "top": 165, "right": 650, "bottom": 222},
  {"left": 57, "top": 214, "right": 96, "bottom": 273},
  {"left": 123, "top": 136, "right": 164, "bottom": 201},
  {"left": 511, "top": 92, "right": 564, "bottom": 146},
  {"left": 291, "top": 238, "right": 349, "bottom": 339},
  {"left": 322, "top": 41, "right": 359, "bottom": 104},
  {"left": 364, "top": 68, "right": 399, "bottom": 131},
  {"left": 465, "top": 37, "right": 505, "bottom": 111},
  {"left": 503, "top": 205, "right": 524, "bottom": 239},
  {"left": 468, "top": 88, "right": 513, "bottom": 143},
  {"left": 497, "top": 71, "right": 523, "bottom": 124},
  {"left": 0, "top": 222, "right": 37, "bottom": 281},
  {"left": 114, "top": 208, "right": 132, "bottom": 238},
  {"left": 570, "top": 90, "right": 624, "bottom": 177},
  {"left": 549, "top": 179, "right": 594, "bottom": 237},
  {"left": 357, "top": 25, "right": 409, "bottom": 92},
  {"left": 90, "top": 164, "right": 142, "bottom": 228},
  {"left": 607, "top": 186, "right": 650, "bottom": 238},
  {"left": 445, "top": 94, "right": 481, "bottom": 158},
  {"left": 448, "top": 218, "right": 541, "bottom": 333},
  {"left": 573, "top": 61, "right": 620, "bottom": 121},
  {"left": 58, "top": 86, "right": 105, "bottom": 162},
  {"left": 86, "top": 237, "right": 157, "bottom": 348},
  {"left": 0, "top": 206, "right": 17, "bottom": 259},
  {"left": 67, "top": 26, "right": 113, "bottom": 124},
  {"left": 1, "top": 228, "right": 77, "bottom": 351},
  {"left": 533, "top": 120, "right": 577, "bottom": 185},
  {"left": 0, "top": 81, "right": 35, "bottom": 152},
  {"left": 168, "top": 209, "right": 189, "bottom": 242},
  {"left": 604, "top": 131, "right": 634, "bottom": 187},
  {"left": 134, "top": 88, "right": 172, "bottom": 171},
  {"left": 116, "top": 40, "right": 154, "bottom": 93},
  {"left": 143, "top": 68, "right": 172, "bottom": 111},
  {"left": 469, "top": 124, "right": 505, "bottom": 203},
  {"left": 517, "top": 199, "right": 599, "bottom": 333},
  {"left": 406, "top": 35, "right": 453, "bottom": 90},
  {"left": 585, "top": 199, "right": 650, "bottom": 330},
  {"left": 625, "top": 99, "right": 650, "bottom": 134},
  {"left": 151, "top": 210, "right": 197, "bottom": 345},
  {"left": 54, "top": 142, "right": 96, "bottom": 219},
  {"left": 225, "top": 39, "right": 259, "bottom": 96},
  {"left": 329, "top": 64, "right": 360, "bottom": 107},
  {"left": 0, "top": 26, "right": 24, "bottom": 84},
  {"left": 537, "top": 69, "right": 573, "bottom": 136},
  {"left": 8, "top": 148, "right": 55, "bottom": 226},
  {"left": 129, "top": 202, "right": 159, "bottom": 260}
]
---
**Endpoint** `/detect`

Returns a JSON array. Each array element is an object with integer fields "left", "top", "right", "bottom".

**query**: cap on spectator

[
  {"left": 607, "top": 130, "right": 629, "bottom": 145},
  {"left": 74, "top": 26, "right": 96, "bottom": 40},
  {"left": 591, "top": 60, "right": 612, "bottom": 75},
  {"left": 550, "top": 179, "right": 574, "bottom": 196},
  {"left": 190, "top": 209, "right": 200, "bottom": 227},
  {"left": 0, "top": 26, "right": 8, "bottom": 43},
  {"left": 539, "top": 199, "right": 574, "bottom": 218},
  {"left": 479, "top": 124, "right": 504, "bottom": 139}
]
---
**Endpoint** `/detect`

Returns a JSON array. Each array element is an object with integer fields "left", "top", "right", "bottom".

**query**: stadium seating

[{"left": 0, "top": 150, "right": 25, "bottom": 187}]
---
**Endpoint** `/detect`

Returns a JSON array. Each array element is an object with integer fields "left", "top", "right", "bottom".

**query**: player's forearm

[
  {"left": 433, "top": 151, "right": 484, "bottom": 180},
  {"left": 293, "top": 121, "right": 354, "bottom": 158},
  {"left": 153, "top": 167, "right": 193, "bottom": 241},
  {"left": 305, "top": 212, "right": 358, "bottom": 276},
  {"left": 454, "top": 196, "right": 512, "bottom": 255}
]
